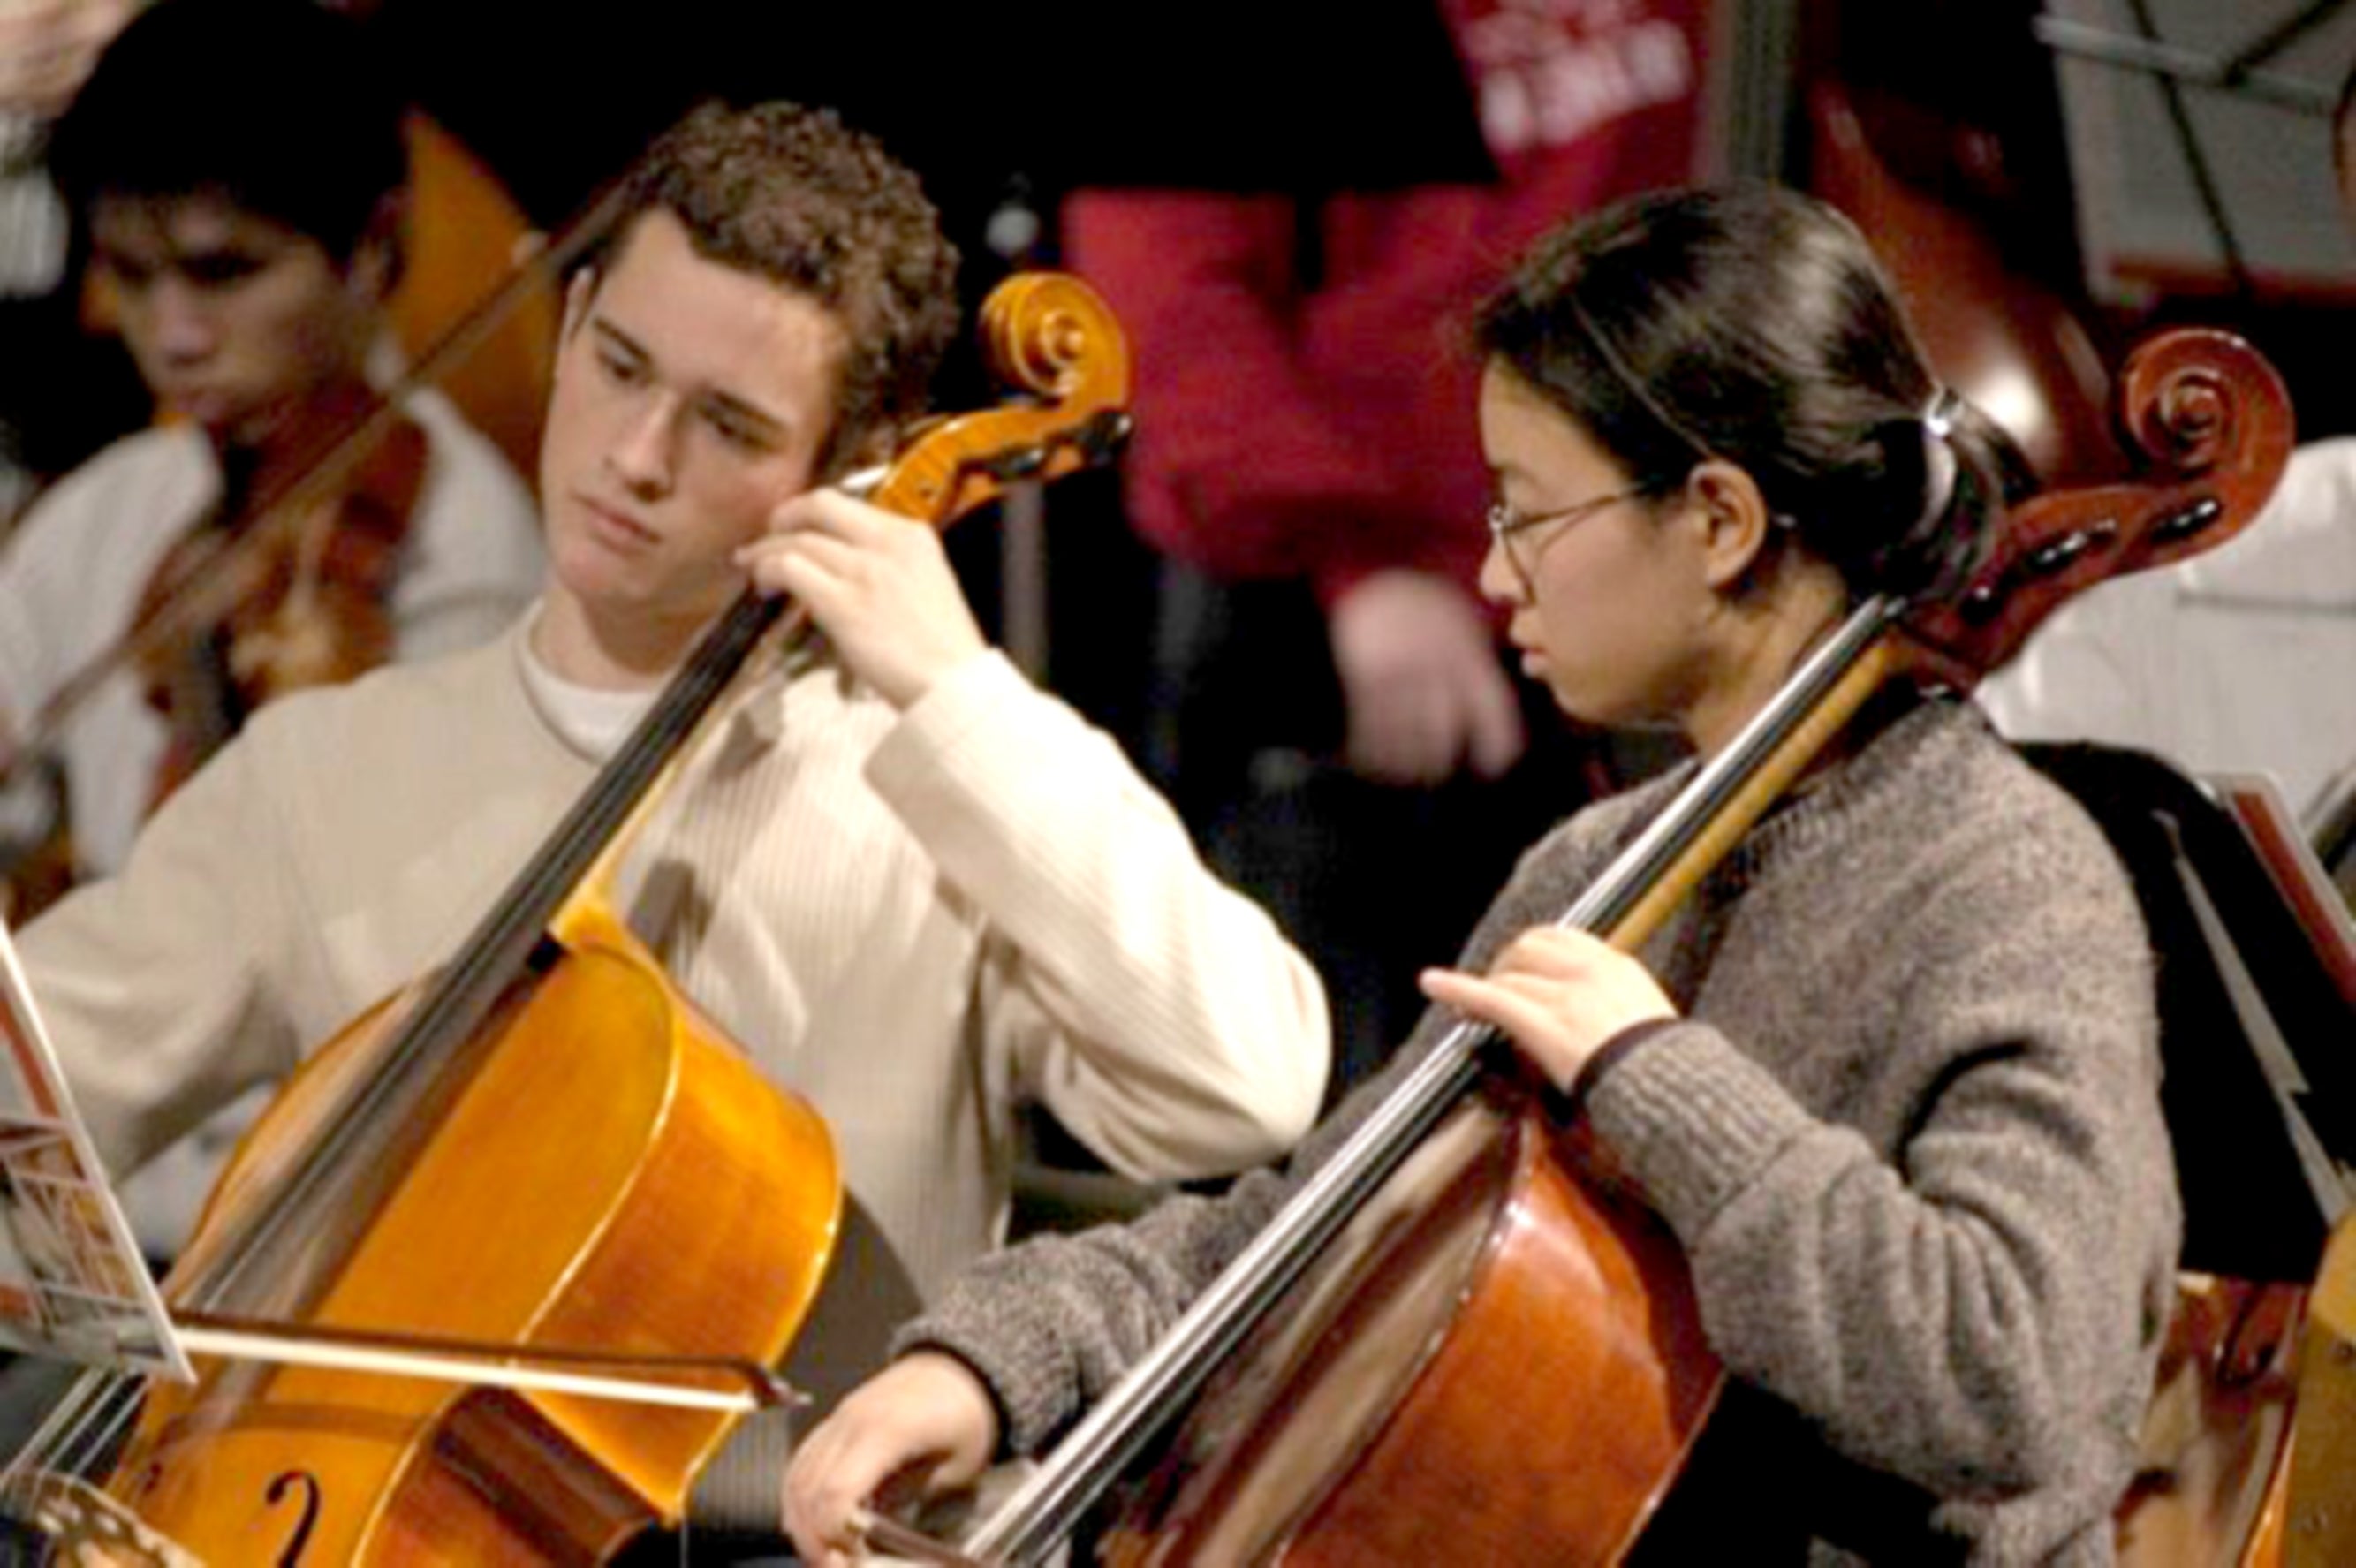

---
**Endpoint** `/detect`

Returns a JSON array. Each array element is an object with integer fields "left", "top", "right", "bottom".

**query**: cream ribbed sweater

[{"left": 19, "top": 614, "right": 1330, "bottom": 1397}]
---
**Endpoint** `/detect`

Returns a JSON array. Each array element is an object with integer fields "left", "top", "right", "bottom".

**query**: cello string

[
  {"left": 73, "top": 1377, "right": 148, "bottom": 1476},
  {"left": 31, "top": 1368, "right": 134, "bottom": 1480},
  {"left": 6, "top": 1365, "right": 119, "bottom": 1494}
]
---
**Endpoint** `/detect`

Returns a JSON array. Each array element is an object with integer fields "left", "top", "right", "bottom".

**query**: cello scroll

[
  {"left": 867, "top": 272, "right": 1131, "bottom": 525},
  {"left": 1907, "top": 325, "right": 2294, "bottom": 682}
]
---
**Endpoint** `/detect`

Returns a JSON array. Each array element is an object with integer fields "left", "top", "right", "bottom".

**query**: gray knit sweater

[{"left": 901, "top": 699, "right": 2179, "bottom": 1564}]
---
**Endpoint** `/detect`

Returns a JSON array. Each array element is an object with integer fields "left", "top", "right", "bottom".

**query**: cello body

[
  {"left": 1102, "top": 1089, "right": 1716, "bottom": 1567},
  {"left": 389, "top": 112, "right": 560, "bottom": 482},
  {"left": 107, "top": 905, "right": 837, "bottom": 1563}
]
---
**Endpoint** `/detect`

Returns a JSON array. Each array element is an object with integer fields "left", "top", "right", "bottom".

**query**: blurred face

[
  {"left": 538, "top": 209, "right": 843, "bottom": 648},
  {"left": 1475, "top": 361, "right": 1712, "bottom": 733},
  {"left": 88, "top": 193, "right": 380, "bottom": 447}
]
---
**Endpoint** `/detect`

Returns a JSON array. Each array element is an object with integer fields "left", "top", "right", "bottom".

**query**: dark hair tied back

[
  {"left": 1839, "top": 391, "right": 2019, "bottom": 602},
  {"left": 1474, "top": 184, "right": 2031, "bottom": 605}
]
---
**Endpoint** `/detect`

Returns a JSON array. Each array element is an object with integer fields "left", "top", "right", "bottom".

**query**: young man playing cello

[{"left": 10, "top": 95, "right": 1327, "bottom": 1490}]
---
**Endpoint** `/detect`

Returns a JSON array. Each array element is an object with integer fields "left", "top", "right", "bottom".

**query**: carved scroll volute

[
  {"left": 1908, "top": 325, "right": 2295, "bottom": 686},
  {"left": 867, "top": 273, "right": 1133, "bottom": 528},
  {"left": 2118, "top": 326, "right": 2298, "bottom": 514}
]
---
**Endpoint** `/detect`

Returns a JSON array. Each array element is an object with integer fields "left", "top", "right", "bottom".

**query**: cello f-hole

[{"left": 265, "top": 1469, "right": 323, "bottom": 1566}]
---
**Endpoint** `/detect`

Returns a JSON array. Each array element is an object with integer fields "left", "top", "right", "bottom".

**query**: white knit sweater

[{"left": 19, "top": 614, "right": 1330, "bottom": 1397}]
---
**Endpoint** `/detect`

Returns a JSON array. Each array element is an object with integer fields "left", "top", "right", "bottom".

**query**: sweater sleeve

[
  {"left": 16, "top": 721, "right": 310, "bottom": 1178},
  {"left": 898, "top": 985, "right": 1483, "bottom": 1457},
  {"left": 1580, "top": 807, "right": 2173, "bottom": 1505},
  {"left": 863, "top": 651, "right": 1330, "bottom": 1180},
  {"left": 897, "top": 1163, "right": 1297, "bottom": 1456}
]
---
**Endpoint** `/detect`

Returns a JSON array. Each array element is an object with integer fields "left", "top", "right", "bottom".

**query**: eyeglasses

[{"left": 1484, "top": 482, "right": 1657, "bottom": 590}]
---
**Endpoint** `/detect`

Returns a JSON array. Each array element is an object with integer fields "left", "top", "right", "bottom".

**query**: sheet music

[{"left": 0, "top": 919, "right": 186, "bottom": 1382}]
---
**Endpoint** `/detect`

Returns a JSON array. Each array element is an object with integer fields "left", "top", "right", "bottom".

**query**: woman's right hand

[{"left": 782, "top": 1351, "right": 1002, "bottom": 1565}]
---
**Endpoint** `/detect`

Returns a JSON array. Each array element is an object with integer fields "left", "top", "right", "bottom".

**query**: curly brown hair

[{"left": 607, "top": 100, "right": 962, "bottom": 477}]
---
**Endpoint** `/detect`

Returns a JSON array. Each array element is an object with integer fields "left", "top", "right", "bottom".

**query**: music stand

[
  {"left": 2023, "top": 745, "right": 2356, "bottom": 1280},
  {"left": 2035, "top": 0, "right": 2356, "bottom": 301},
  {"left": 0, "top": 920, "right": 185, "bottom": 1385}
]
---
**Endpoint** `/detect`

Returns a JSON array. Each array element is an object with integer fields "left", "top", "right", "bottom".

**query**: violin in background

[
  {"left": 129, "top": 375, "right": 429, "bottom": 810},
  {"left": 1, "top": 99, "right": 558, "bottom": 920}
]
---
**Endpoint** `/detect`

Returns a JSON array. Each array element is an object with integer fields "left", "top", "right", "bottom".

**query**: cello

[
  {"left": 939, "top": 324, "right": 2292, "bottom": 1566},
  {"left": 2103, "top": 761, "right": 2356, "bottom": 1566},
  {"left": 0, "top": 269, "right": 1130, "bottom": 1564}
]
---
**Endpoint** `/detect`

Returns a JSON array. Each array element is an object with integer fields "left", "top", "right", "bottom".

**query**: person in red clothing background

[{"left": 1069, "top": 0, "right": 1714, "bottom": 1085}]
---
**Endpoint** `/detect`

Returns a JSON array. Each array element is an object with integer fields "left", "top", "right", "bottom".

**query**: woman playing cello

[{"left": 784, "top": 184, "right": 2181, "bottom": 1565}]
